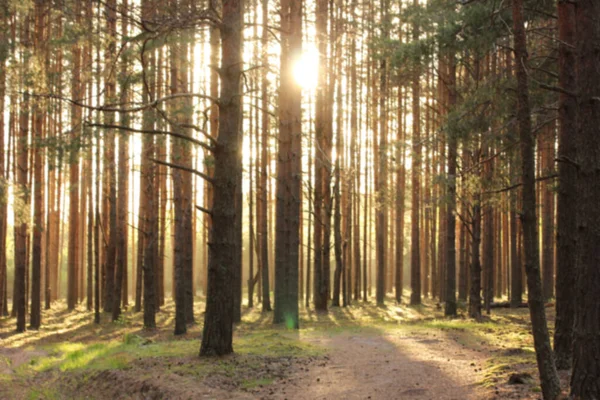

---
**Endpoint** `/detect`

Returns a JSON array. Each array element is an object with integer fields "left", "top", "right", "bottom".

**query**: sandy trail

[{"left": 262, "top": 330, "right": 488, "bottom": 400}]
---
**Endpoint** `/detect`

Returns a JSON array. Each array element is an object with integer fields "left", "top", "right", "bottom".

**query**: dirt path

[{"left": 261, "top": 330, "right": 488, "bottom": 400}]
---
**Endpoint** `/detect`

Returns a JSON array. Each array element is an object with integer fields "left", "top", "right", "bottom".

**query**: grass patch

[
  {"left": 28, "top": 336, "right": 195, "bottom": 374},
  {"left": 236, "top": 330, "right": 324, "bottom": 357},
  {"left": 241, "top": 377, "right": 274, "bottom": 389},
  {"left": 481, "top": 350, "right": 537, "bottom": 387},
  {"left": 26, "top": 387, "right": 61, "bottom": 400}
]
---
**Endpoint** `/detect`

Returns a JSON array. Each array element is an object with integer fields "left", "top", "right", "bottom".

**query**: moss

[{"left": 236, "top": 330, "right": 323, "bottom": 357}]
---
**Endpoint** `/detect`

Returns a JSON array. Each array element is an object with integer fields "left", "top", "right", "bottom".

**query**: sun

[{"left": 293, "top": 45, "right": 319, "bottom": 90}]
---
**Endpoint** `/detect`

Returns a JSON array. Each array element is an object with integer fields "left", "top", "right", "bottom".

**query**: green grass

[
  {"left": 26, "top": 387, "right": 61, "bottom": 400},
  {"left": 241, "top": 377, "right": 274, "bottom": 389},
  {"left": 20, "top": 327, "right": 322, "bottom": 378},
  {"left": 236, "top": 330, "right": 323, "bottom": 357}
]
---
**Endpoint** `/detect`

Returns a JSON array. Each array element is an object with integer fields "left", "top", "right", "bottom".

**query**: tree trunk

[
  {"left": 15, "top": 18, "right": 30, "bottom": 332},
  {"left": 200, "top": 0, "right": 243, "bottom": 355},
  {"left": 468, "top": 196, "right": 482, "bottom": 319},
  {"left": 103, "top": 0, "right": 118, "bottom": 314},
  {"left": 540, "top": 122, "right": 555, "bottom": 302},
  {"left": 483, "top": 150, "right": 494, "bottom": 315},
  {"left": 259, "top": 0, "right": 271, "bottom": 313},
  {"left": 410, "top": 0, "right": 421, "bottom": 306},
  {"left": 67, "top": 2, "right": 81, "bottom": 311},
  {"left": 0, "top": 9, "right": 7, "bottom": 318},
  {"left": 313, "top": 0, "right": 331, "bottom": 312},
  {"left": 30, "top": 0, "right": 46, "bottom": 329},
  {"left": 512, "top": 1, "right": 561, "bottom": 398},
  {"left": 375, "top": 0, "right": 389, "bottom": 306},
  {"left": 553, "top": 0, "right": 576, "bottom": 372},
  {"left": 273, "top": 0, "right": 301, "bottom": 328},
  {"left": 112, "top": 0, "right": 130, "bottom": 321},
  {"left": 444, "top": 47, "right": 457, "bottom": 317},
  {"left": 570, "top": 0, "right": 600, "bottom": 397}
]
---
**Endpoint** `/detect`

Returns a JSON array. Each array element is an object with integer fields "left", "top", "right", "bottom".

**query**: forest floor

[{"left": 0, "top": 295, "right": 570, "bottom": 400}]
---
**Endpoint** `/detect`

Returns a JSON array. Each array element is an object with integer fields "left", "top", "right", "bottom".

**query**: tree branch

[
  {"left": 150, "top": 158, "right": 214, "bottom": 184},
  {"left": 86, "top": 122, "right": 214, "bottom": 152}
]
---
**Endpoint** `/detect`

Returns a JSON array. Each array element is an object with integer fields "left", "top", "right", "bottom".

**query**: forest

[{"left": 0, "top": 0, "right": 598, "bottom": 398}]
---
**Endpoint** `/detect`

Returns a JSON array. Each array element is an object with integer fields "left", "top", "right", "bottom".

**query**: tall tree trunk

[
  {"left": 483, "top": 148, "right": 494, "bottom": 314},
  {"left": 200, "top": 0, "right": 243, "bottom": 355},
  {"left": 444, "top": 47, "right": 457, "bottom": 317},
  {"left": 313, "top": 0, "right": 331, "bottom": 312},
  {"left": 112, "top": 0, "right": 130, "bottom": 321},
  {"left": 67, "top": 2, "right": 81, "bottom": 311},
  {"left": 30, "top": 0, "right": 46, "bottom": 329},
  {"left": 410, "top": 0, "right": 421, "bottom": 305},
  {"left": 395, "top": 86, "right": 406, "bottom": 303},
  {"left": 512, "top": 1, "right": 561, "bottom": 398},
  {"left": 553, "top": 0, "right": 576, "bottom": 371},
  {"left": 103, "top": 0, "right": 118, "bottom": 314},
  {"left": 350, "top": 13, "right": 361, "bottom": 302},
  {"left": 15, "top": 17, "right": 31, "bottom": 332},
  {"left": 570, "top": 0, "right": 600, "bottom": 397},
  {"left": 0, "top": 7, "right": 8, "bottom": 318},
  {"left": 139, "top": 0, "right": 157, "bottom": 328},
  {"left": 376, "top": 0, "right": 389, "bottom": 306},
  {"left": 274, "top": 0, "right": 301, "bottom": 327},
  {"left": 171, "top": 0, "right": 195, "bottom": 333},
  {"left": 259, "top": 0, "right": 271, "bottom": 312}
]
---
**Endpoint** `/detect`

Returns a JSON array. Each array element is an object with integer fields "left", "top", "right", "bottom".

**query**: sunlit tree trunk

[
  {"left": 331, "top": 2, "right": 344, "bottom": 308},
  {"left": 14, "top": 15, "right": 31, "bottom": 332},
  {"left": 67, "top": 2, "right": 81, "bottom": 311},
  {"left": 170, "top": 0, "right": 195, "bottom": 333},
  {"left": 139, "top": 0, "right": 157, "bottom": 328},
  {"left": 375, "top": 0, "right": 389, "bottom": 306},
  {"left": 0, "top": 8, "right": 8, "bottom": 318},
  {"left": 409, "top": 0, "right": 421, "bottom": 306},
  {"left": 394, "top": 85, "right": 405, "bottom": 303},
  {"left": 30, "top": 0, "right": 46, "bottom": 329},
  {"left": 103, "top": 0, "right": 118, "bottom": 314},
  {"left": 274, "top": 0, "right": 301, "bottom": 327},
  {"left": 313, "top": 0, "right": 331, "bottom": 311},
  {"left": 259, "top": 0, "right": 271, "bottom": 312},
  {"left": 112, "top": 0, "right": 130, "bottom": 321}
]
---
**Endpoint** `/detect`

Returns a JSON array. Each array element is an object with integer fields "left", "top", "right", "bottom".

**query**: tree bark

[
  {"left": 112, "top": 0, "right": 130, "bottom": 321},
  {"left": 512, "top": 1, "right": 561, "bottom": 398},
  {"left": 570, "top": 0, "right": 600, "bottom": 397},
  {"left": 273, "top": 0, "right": 301, "bottom": 328},
  {"left": 410, "top": 0, "right": 421, "bottom": 305},
  {"left": 444, "top": 47, "right": 457, "bottom": 317},
  {"left": 15, "top": 17, "right": 31, "bottom": 332},
  {"left": 67, "top": 2, "right": 81, "bottom": 312},
  {"left": 200, "top": 0, "right": 243, "bottom": 355},
  {"left": 259, "top": 0, "right": 272, "bottom": 312},
  {"left": 553, "top": 0, "right": 576, "bottom": 371},
  {"left": 30, "top": 0, "right": 46, "bottom": 329},
  {"left": 313, "top": 0, "right": 331, "bottom": 312}
]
